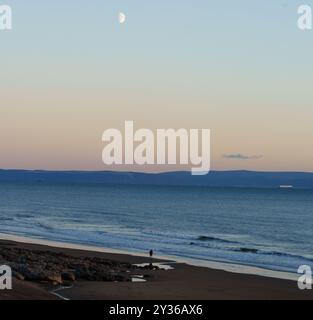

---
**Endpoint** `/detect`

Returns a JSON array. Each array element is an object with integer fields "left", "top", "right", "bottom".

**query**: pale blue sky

[{"left": 2, "top": 1, "right": 312, "bottom": 90}]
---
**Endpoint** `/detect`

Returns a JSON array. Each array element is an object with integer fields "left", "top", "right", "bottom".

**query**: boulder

[
  {"left": 61, "top": 271, "right": 76, "bottom": 282},
  {"left": 43, "top": 272, "right": 62, "bottom": 284},
  {"left": 13, "top": 271, "right": 25, "bottom": 281}
]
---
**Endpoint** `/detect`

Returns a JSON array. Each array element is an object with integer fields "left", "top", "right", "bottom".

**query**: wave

[
  {"left": 192, "top": 237, "right": 313, "bottom": 263},
  {"left": 237, "top": 247, "right": 258, "bottom": 253},
  {"left": 196, "top": 235, "right": 238, "bottom": 244},
  {"left": 0, "top": 217, "right": 14, "bottom": 221},
  {"left": 15, "top": 214, "right": 35, "bottom": 219},
  {"left": 230, "top": 247, "right": 313, "bottom": 263},
  {"left": 36, "top": 222, "right": 55, "bottom": 231}
]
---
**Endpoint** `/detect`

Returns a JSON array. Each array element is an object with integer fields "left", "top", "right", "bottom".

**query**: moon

[{"left": 118, "top": 12, "right": 126, "bottom": 24}]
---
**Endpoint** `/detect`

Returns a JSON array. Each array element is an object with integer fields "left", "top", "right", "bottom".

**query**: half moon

[{"left": 118, "top": 12, "right": 126, "bottom": 24}]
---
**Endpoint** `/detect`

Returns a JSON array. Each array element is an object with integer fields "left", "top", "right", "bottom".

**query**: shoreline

[
  {"left": 0, "top": 232, "right": 299, "bottom": 281},
  {"left": 0, "top": 233, "right": 312, "bottom": 300}
]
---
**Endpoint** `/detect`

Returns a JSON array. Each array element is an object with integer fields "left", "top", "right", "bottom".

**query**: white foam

[
  {"left": 131, "top": 275, "right": 147, "bottom": 283},
  {"left": 134, "top": 262, "right": 175, "bottom": 270},
  {"left": 50, "top": 285, "right": 73, "bottom": 300}
]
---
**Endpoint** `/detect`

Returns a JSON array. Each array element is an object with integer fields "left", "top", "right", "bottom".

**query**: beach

[{"left": 0, "top": 236, "right": 312, "bottom": 300}]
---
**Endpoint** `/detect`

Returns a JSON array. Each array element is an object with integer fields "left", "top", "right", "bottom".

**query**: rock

[
  {"left": 13, "top": 271, "right": 25, "bottom": 281},
  {"left": 14, "top": 265, "right": 42, "bottom": 281},
  {"left": 113, "top": 273, "right": 129, "bottom": 282},
  {"left": 43, "top": 273, "right": 62, "bottom": 284},
  {"left": 0, "top": 245, "right": 141, "bottom": 284},
  {"left": 143, "top": 263, "right": 160, "bottom": 270},
  {"left": 61, "top": 271, "right": 76, "bottom": 282}
]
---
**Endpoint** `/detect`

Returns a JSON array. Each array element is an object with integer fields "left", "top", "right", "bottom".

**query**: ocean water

[{"left": 0, "top": 181, "right": 312, "bottom": 274}]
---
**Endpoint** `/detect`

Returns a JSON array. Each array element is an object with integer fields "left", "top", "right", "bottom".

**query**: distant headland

[{"left": 1, "top": 169, "right": 313, "bottom": 189}]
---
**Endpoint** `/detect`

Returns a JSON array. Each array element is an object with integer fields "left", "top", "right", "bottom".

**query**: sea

[{"left": 0, "top": 181, "right": 312, "bottom": 274}]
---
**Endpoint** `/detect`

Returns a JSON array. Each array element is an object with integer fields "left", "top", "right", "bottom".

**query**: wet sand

[{"left": 0, "top": 239, "right": 312, "bottom": 300}]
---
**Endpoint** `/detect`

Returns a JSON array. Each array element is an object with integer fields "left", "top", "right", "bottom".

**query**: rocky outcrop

[{"left": 0, "top": 247, "right": 141, "bottom": 285}]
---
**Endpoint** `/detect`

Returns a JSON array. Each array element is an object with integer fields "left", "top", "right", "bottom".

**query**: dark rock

[
  {"left": 43, "top": 272, "right": 62, "bottom": 284},
  {"left": 13, "top": 271, "right": 25, "bottom": 281},
  {"left": 0, "top": 246, "right": 141, "bottom": 284},
  {"left": 61, "top": 271, "right": 76, "bottom": 282}
]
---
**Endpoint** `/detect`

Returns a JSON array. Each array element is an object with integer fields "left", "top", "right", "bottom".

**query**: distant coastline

[{"left": 1, "top": 169, "right": 313, "bottom": 189}]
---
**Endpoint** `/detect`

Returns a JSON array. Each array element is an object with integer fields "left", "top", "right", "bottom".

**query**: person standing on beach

[{"left": 148, "top": 249, "right": 154, "bottom": 269}]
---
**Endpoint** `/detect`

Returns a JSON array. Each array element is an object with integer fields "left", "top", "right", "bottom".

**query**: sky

[{"left": 1, "top": 0, "right": 313, "bottom": 172}]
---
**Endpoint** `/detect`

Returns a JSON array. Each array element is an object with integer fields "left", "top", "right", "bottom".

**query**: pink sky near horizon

[{"left": 1, "top": 87, "right": 313, "bottom": 173}]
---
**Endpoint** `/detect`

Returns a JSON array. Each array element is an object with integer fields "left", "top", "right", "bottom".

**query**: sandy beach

[{"left": 0, "top": 236, "right": 312, "bottom": 300}]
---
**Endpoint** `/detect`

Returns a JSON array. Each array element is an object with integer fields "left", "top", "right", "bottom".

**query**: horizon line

[{"left": 1, "top": 169, "right": 313, "bottom": 175}]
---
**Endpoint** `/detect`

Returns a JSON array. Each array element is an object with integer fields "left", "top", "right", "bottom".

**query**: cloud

[{"left": 222, "top": 153, "right": 263, "bottom": 160}]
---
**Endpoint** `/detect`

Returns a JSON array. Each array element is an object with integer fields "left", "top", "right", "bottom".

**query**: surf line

[{"left": 50, "top": 285, "right": 73, "bottom": 301}]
